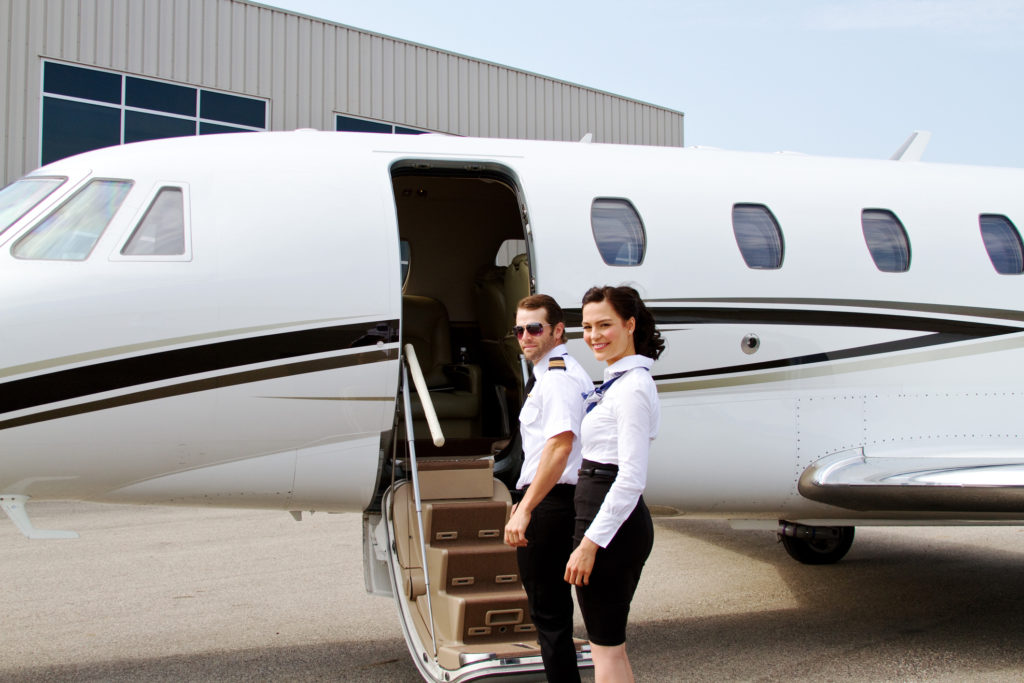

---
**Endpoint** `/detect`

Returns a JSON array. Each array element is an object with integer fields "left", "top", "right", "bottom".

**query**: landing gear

[{"left": 778, "top": 522, "right": 855, "bottom": 565}]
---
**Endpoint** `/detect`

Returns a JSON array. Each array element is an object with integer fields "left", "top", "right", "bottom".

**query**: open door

[{"left": 367, "top": 161, "right": 591, "bottom": 680}]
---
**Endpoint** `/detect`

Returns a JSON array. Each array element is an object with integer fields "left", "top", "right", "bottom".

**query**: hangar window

[
  {"left": 122, "top": 187, "right": 188, "bottom": 257},
  {"left": 0, "top": 177, "right": 66, "bottom": 238},
  {"left": 201, "top": 91, "right": 266, "bottom": 129},
  {"left": 336, "top": 114, "right": 429, "bottom": 135},
  {"left": 13, "top": 179, "right": 132, "bottom": 260},
  {"left": 979, "top": 215, "right": 1023, "bottom": 275},
  {"left": 40, "top": 61, "right": 267, "bottom": 165},
  {"left": 732, "top": 204, "right": 784, "bottom": 269},
  {"left": 591, "top": 198, "right": 646, "bottom": 266},
  {"left": 861, "top": 209, "right": 910, "bottom": 272}
]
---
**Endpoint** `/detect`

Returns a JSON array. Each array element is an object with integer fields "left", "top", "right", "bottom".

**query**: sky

[{"left": 260, "top": 0, "right": 1024, "bottom": 168}]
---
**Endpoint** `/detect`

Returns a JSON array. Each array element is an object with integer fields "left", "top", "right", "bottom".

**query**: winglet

[
  {"left": 0, "top": 495, "right": 78, "bottom": 539},
  {"left": 890, "top": 130, "right": 931, "bottom": 162}
]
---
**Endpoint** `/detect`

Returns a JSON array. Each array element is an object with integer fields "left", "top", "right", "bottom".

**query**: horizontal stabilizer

[{"left": 890, "top": 130, "right": 931, "bottom": 161}]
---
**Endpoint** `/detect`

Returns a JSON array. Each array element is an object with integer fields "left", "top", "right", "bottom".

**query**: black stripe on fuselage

[
  {"left": 0, "top": 320, "right": 398, "bottom": 417},
  {"left": 563, "top": 305, "right": 1023, "bottom": 381},
  {"left": 0, "top": 348, "right": 398, "bottom": 431},
  {"left": 565, "top": 305, "right": 1021, "bottom": 335},
  {"left": 656, "top": 332, "right": 968, "bottom": 381}
]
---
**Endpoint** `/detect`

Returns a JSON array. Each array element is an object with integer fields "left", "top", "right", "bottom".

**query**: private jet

[{"left": 3, "top": 129, "right": 1024, "bottom": 681}]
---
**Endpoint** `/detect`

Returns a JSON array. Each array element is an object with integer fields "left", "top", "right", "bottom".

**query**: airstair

[{"left": 379, "top": 345, "right": 589, "bottom": 681}]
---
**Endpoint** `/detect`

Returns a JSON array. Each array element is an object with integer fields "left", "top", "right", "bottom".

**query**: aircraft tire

[{"left": 780, "top": 526, "right": 855, "bottom": 564}]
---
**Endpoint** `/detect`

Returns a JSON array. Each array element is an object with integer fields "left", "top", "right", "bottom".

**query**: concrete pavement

[{"left": 3, "top": 502, "right": 1024, "bottom": 681}]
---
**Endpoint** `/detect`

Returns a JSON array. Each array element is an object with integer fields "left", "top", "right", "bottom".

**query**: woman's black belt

[{"left": 578, "top": 462, "right": 619, "bottom": 478}]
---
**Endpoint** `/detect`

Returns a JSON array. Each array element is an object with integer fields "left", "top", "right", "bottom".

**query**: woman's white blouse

[{"left": 580, "top": 354, "right": 660, "bottom": 548}]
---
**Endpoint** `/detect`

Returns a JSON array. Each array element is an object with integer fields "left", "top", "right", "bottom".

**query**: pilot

[
  {"left": 564, "top": 285, "right": 664, "bottom": 683},
  {"left": 504, "top": 294, "right": 592, "bottom": 682}
]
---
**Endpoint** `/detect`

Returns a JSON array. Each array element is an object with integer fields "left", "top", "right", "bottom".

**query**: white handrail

[
  {"left": 403, "top": 343, "right": 445, "bottom": 447},
  {"left": 400, "top": 362, "right": 437, "bottom": 657}
]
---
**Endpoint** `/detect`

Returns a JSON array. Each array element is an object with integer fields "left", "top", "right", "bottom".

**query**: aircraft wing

[{"left": 800, "top": 448, "right": 1024, "bottom": 512}]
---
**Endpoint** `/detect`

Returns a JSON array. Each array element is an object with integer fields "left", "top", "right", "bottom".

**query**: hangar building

[{"left": 1, "top": 0, "right": 684, "bottom": 186}]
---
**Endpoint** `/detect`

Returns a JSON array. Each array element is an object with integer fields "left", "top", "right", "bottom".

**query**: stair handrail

[
  {"left": 404, "top": 343, "right": 445, "bottom": 448},
  {"left": 401, "top": 344, "right": 439, "bottom": 657}
]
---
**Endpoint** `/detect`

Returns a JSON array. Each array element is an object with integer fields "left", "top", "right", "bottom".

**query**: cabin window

[
  {"left": 861, "top": 209, "right": 910, "bottom": 272},
  {"left": 12, "top": 179, "right": 132, "bottom": 260},
  {"left": 979, "top": 214, "right": 1024, "bottom": 275},
  {"left": 495, "top": 239, "right": 527, "bottom": 266},
  {"left": 400, "top": 240, "right": 411, "bottom": 287},
  {"left": 732, "top": 204, "right": 784, "bottom": 269},
  {"left": 40, "top": 61, "right": 267, "bottom": 165},
  {"left": 591, "top": 198, "right": 646, "bottom": 266},
  {"left": 121, "top": 187, "right": 187, "bottom": 256},
  {"left": 0, "top": 177, "right": 66, "bottom": 238}
]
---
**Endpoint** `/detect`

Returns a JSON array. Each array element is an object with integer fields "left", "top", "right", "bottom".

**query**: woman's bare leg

[{"left": 590, "top": 643, "right": 634, "bottom": 683}]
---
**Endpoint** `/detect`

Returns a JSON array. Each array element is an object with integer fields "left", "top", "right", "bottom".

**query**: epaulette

[{"left": 548, "top": 357, "right": 566, "bottom": 371}]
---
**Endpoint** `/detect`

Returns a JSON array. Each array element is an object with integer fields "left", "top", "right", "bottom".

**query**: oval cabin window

[
  {"left": 591, "top": 198, "right": 646, "bottom": 266},
  {"left": 979, "top": 214, "right": 1023, "bottom": 275},
  {"left": 732, "top": 204, "right": 784, "bottom": 269},
  {"left": 861, "top": 209, "right": 910, "bottom": 273}
]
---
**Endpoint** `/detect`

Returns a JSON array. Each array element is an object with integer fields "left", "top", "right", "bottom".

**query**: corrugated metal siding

[{"left": 1, "top": 0, "right": 684, "bottom": 185}]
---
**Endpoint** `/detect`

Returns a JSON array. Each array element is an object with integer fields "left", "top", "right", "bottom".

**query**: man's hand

[{"left": 504, "top": 502, "right": 530, "bottom": 547}]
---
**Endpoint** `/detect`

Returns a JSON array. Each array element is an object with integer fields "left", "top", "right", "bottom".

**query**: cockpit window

[
  {"left": 12, "top": 179, "right": 133, "bottom": 260},
  {"left": 861, "top": 209, "right": 910, "bottom": 273},
  {"left": 0, "top": 177, "right": 66, "bottom": 238},
  {"left": 122, "top": 187, "right": 186, "bottom": 256},
  {"left": 591, "top": 198, "right": 646, "bottom": 266},
  {"left": 979, "top": 214, "right": 1023, "bottom": 275}
]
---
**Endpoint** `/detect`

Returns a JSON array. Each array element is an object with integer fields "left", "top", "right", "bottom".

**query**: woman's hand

[{"left": 564, "top": 536, "right": 599, "bottom": 586}]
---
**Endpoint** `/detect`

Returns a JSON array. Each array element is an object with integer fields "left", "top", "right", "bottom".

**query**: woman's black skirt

[{"left": 573, "top": 459, "right": 654, "bottom": 646}]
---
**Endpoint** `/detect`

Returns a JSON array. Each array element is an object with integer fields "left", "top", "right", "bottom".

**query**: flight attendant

[{"left": 564, "top": 285, "right": 663, "bottom": 683}]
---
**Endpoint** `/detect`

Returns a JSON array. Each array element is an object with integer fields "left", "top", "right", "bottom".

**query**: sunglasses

[{"left": 513, "top": 322, "right": 551, "bottom": 339}]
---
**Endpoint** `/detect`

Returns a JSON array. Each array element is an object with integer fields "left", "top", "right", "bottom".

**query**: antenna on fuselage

[{"left": 890, "top": 130, "right": 931, "bottom": 162}]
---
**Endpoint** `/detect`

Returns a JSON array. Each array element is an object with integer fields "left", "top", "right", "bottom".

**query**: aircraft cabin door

[{"left": 360, "top": 162, "right": 590, "bottom": 681}]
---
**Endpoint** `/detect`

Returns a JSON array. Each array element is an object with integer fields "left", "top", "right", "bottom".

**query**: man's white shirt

[{"left": 515, "top": 344, "right": 593, "bottom": 489}]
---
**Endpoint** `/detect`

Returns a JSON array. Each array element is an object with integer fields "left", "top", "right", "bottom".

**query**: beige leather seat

[
  {"left": 403, "top": 294, "right": 482, "bottom": 438},
  {"left": 473, "top": 256, "right": 532, "bottom": 432},
  {"left": 501, "top": 253, "right": 532, "bottom": 398}
]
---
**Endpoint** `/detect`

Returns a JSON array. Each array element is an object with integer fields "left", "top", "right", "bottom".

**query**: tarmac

[{"left": 3, "top": 501, "right": 1024, "bottom": 682}]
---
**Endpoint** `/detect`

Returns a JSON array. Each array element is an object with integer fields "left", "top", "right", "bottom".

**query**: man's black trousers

[{"left": 516, "top": 483, "right": 581, "bottom": 683}]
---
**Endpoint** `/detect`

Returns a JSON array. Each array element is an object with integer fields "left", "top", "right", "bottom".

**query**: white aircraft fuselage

[
  {"left": 4, "top": 131, "right": 1024, "bottom": 523},
  {"left": 7, "top": 130, "right": 1024, "bottom": 680}
]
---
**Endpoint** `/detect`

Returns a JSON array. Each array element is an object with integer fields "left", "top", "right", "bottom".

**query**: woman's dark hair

[{"left": 581, "top": 285, "right": 664, "bottom": 360}]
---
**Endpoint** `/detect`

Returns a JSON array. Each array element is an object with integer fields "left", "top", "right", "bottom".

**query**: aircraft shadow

[{"left": 629, "top": 517, "right": 1024, "bottom": 681}]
